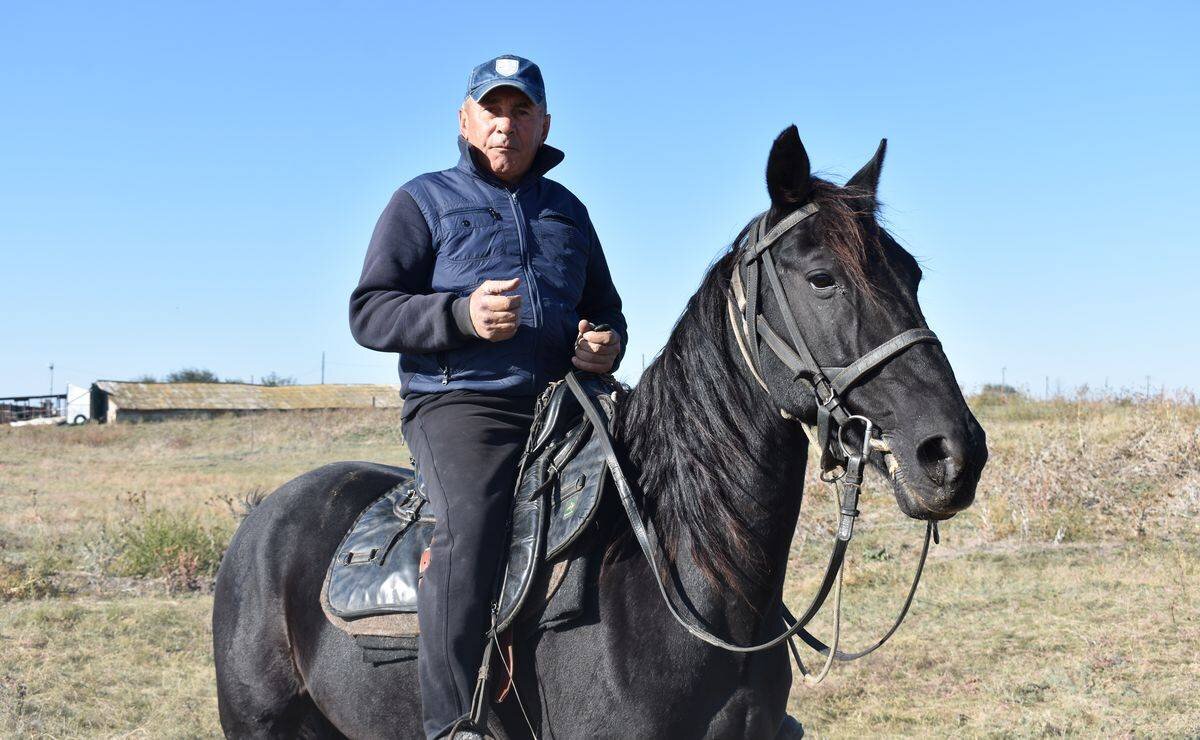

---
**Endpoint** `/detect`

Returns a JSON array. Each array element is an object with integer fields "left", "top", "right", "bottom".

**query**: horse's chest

[{"left": 531, "top": 623, "right": 788, "bottom": 738}]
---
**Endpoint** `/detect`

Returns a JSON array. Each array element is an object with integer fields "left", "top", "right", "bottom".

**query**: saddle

[{"left": 320, "top": 372, "right": 618, "bottom": 663}]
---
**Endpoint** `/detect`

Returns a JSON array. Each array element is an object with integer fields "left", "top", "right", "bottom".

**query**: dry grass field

[{"left": 1, "top": 395, "right": 1197, "bottom": 737}]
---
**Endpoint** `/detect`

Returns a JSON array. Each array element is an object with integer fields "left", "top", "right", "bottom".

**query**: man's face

[{"left": 459, "top": 87, "right": 551, "bottom": 184}]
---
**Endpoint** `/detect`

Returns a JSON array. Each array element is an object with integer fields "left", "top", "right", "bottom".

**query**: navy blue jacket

[{"left": 350, "top": 138, "right": 627, "bottom": 397}]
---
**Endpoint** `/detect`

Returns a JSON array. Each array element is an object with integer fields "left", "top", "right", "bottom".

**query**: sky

[{"left": 2, "top": 1, "right": 1197, "bottom": 398}]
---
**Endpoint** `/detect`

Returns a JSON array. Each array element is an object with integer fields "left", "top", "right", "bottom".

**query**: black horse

[{"left": 213, "top": 127, "right": 987, "bottom": 739}]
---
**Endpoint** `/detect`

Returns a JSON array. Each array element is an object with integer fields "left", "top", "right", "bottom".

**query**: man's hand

[
  {"left": 469, "top": 278, "right": 523, "bottom": 341},
  {"left": 571, "top": 319, "right": 621, "bottom": 374}
]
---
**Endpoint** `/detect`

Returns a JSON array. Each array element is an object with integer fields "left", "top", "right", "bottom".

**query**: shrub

[
  {"left": 0, "top": 548, "right": 64, "bottom": 601},
  {"left": 260, "top": 372, "right": 296, "bottom": 387},
  {"left": 981, "top": 383, "right": 1022, "bottom": 396},
  {"left": 0, "top": 559, "right": 59, "bottom": 600},
  {"left": 106, "top": 505, "right": 231, "bottom": 591},
  {"left": 165, "top": 368, "right": 220, "bottom": 383}
]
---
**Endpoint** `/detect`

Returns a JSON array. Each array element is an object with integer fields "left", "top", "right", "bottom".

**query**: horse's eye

[{"left": 808, "top": 272, "right": 836, "bottom": 290}]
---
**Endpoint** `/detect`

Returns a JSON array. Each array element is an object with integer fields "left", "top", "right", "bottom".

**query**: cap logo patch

[{"left": 495, "top": 58, "right": 518, "bottom": 76}]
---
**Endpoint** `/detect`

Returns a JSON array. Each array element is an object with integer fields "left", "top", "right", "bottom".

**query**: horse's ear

[
  {"left": 846, "top": 138, "right": 887, "bottom": 199},
  {"left": 766, "top": 125, "right": 812, "bottom": 209}
]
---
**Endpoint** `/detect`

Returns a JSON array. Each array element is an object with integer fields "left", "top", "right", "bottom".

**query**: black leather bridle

[
  {"left": 565, "top": 204, "right": 946, "bottom": 682},
  {"left": 729, "top": 203, "right": 939, "bottom": 475}
]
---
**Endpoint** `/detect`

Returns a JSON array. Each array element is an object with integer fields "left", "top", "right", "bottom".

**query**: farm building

[{"left": 89, "top": 381, "right": 402, "bottom": 423}]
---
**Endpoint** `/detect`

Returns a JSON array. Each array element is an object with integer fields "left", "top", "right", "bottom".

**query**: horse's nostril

[{"left": 916, "top": 435, "right": 962, "bottom": 488}]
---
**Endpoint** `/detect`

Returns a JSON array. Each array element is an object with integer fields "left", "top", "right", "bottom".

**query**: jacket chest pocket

[
  {"left": 530, "top": 210, "right": 589, "bottom": 302},
  {"left": 531, "top": 211, "right": 583, "bottom": 248},
  {"left": 436, "top": 207, "right": 508, "bottom": 263}
]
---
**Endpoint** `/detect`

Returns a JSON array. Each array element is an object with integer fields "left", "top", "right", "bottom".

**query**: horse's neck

[{"left": 617, "top": 379, "right": 810, "bottom": 640}]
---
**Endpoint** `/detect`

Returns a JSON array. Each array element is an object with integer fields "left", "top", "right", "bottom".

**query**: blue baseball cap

[{"left": 465, "top": 55, "right": 546, "bottom": 108}]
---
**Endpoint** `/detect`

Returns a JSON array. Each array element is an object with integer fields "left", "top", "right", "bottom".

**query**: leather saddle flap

[
  {"left": 545, "top": 396, "right": 611, "bottom": 559},
  {"left": 493, "top": 373, "right": 616, "bottom": 633},
  {"left": 324, "top": 475, "right": 434, "bottom": 620}
]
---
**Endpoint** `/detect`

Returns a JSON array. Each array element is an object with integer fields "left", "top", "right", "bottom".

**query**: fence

[{"left": 0, "top": 394, "right": 66, "bottom": 423}]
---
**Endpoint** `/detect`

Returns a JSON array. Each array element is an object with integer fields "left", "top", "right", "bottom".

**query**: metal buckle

[
  {"left": 819, "top": 465, "right": 845, "bottom": 483},
  {"left": 814, "top": 378, "right": 838, "bottom": 408}
]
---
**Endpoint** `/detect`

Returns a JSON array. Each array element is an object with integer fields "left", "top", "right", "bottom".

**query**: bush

[
  {"left": 105, "top": 501, "right": 231, "bottom": 591},
  {"left": 0, "top": 558, "right": 59, "bottom": 601},
  {"left": 260, "top": 372, "right": 296, "bottom": 387},
  {"left": 981, "top": 383, "right": 1022, "bottom": 396},
  {"left": 165, "top": 368, "right": 220, "bottom": 383}
]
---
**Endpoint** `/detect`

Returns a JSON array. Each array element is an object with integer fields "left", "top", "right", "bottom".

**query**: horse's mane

[{"left": 616, "top": 179, "right": 885, "bottom": 597}]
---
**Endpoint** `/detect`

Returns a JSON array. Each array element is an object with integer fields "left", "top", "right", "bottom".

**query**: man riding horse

[{"left": 349, "top": 54, "right": 628, "bottom": 739}]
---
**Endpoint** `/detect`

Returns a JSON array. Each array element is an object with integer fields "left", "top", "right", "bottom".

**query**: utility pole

[
  {"left": 1045, "top": 376, "right": 1049, "bottom": 399},
  {"left": 321, "top": 352, "right": 326, "bottom": 385},
  {"left": 1145, "top": 375, "right": 1151, "bottom": 398},
  {"left": 49, "top": 362, "right": 54, "bottom": 395}
]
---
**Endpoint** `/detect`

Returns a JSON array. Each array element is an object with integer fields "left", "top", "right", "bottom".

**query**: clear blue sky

[{"left": 3, "top": 1, "right": 1196, "bottom": 398}]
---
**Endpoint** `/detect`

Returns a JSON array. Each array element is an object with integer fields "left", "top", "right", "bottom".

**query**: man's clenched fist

[
  {"left": 571, "top": 319, "right": 621, "bottom": 374},
  {"left": 469, "top": 278, "right": 523, "bottom": 341}
]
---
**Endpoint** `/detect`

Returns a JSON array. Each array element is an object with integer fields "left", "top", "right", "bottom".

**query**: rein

[{"left": 564, "top": 205, "right": 944, "bottom": 682}]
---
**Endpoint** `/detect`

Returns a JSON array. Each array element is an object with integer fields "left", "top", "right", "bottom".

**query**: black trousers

[{"left": 401, "top": 391, "right": 535, "bottom": 739}]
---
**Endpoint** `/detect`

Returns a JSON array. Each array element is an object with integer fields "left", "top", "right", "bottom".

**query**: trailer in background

[{"left": 65, "top": 383, "right": 89, "bottom": 424}]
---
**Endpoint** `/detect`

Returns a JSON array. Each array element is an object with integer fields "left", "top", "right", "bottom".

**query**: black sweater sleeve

[
  {"left": 349, "top": 189, "right": 477, "bottom": 354},
  {"left": 577, "top": 218, "right": 629, "bottom": 371}
]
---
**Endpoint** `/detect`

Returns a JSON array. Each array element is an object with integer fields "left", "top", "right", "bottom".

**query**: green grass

[{"left": 0, "top": 400, "right": 1197, "bottom": 736}]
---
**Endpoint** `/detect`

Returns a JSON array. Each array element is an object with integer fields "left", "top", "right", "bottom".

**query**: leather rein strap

[{"left": 566, "top": 372, "right": 827, "bottom": 652}]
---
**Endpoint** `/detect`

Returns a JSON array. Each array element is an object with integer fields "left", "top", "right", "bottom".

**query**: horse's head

[{"left": 736, "top": 126, "right": 987, "bottom": 520}]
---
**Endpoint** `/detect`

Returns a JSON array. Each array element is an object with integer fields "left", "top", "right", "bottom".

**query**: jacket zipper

[
  {"left": 506, "top": 189, "right": 542, "bottom": 394},
  {"left": 436, "top": 351, "right": 451, "bottom": 385},
  {"left": 441, "top": 205, "right": 503, "bottom": 220}
]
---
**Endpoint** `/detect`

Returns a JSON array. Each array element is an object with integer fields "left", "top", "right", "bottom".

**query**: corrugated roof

[{"left": 93, "top": 381, "right": 402, "bottom": 411}]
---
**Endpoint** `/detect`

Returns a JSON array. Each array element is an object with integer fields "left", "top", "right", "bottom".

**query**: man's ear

[
  {"left": 766, "top": 125, "right": 812, "bottom": 210},
  {"left": 459, "top": 100, "right": 471, "bottom": 139},
  {"left": 541, "top": 112, "right": 551, "bottom": 144}
]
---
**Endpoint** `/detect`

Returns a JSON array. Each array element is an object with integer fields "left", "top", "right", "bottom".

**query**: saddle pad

[{"left": 324, "top": 474, "right": 434, "bottom": 619}]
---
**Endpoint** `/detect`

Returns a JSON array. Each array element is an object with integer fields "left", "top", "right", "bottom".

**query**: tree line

[{"left": 133, "top": 368, "right": 296, "bottom": 386}]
